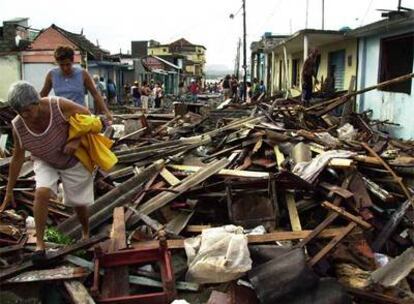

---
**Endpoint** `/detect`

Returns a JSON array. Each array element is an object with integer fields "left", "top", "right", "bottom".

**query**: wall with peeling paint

[
  {"left": 357, "top": 26, "right": 414, "bottom": 140},
  {"left": 0, "top": 55, "right": 21, "bottom": 103}
]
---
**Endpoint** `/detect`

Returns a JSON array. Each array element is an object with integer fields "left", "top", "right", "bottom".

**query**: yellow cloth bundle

[{"left": 68, "top": 114, "right": 117, "bottom": 172}]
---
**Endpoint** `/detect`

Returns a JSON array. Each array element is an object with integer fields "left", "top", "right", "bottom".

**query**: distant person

[
  {"left": 124, "top": 82, "right": 131, "bottom": 104},
  {"left": 246, "top": 82, "right": 252, "bottom": 103},
  {"left": 301, "top": 48, "right": 320, "bottom": 106},
  {"left": 93, "top": 75, "right": 104, "bottom": 97},
  {"left": 230, "top": 75, "right": 238, "bottom": 99},
  {"left": 107, "top": 79, "right": 117, "bottom": 105},
  {"left": 178, "top": 81, "right": 186, "bottom": 101},
  {"left": 188, "top": 80, "right": 199, "bottom": 102},
  {"left": 222, "top": 75, "right": 231, "bottom": 100},
  {"left": 259, "top": 80, "right": 266, "bottom": 94},
  {"left": 140, "top": 81, "right": 151, "bottom": 111},
  {"left": 154, "top": 82, "right": 163, "bottom": 108},
  {"left": 131, "top": 81, "right": 141, "bottom": 107},
  {"left": 40, "top": 45, "right": 112, "bottom": 122}
]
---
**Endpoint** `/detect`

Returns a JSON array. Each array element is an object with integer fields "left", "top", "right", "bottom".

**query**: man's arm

[
  {"left": 83, "top": 70, "right": 113, "bottom": 121},
  {"left": 39, "top": 72, "right": 53, "bottom": 97},
  {"left": 1, "top": 130, "right": 26, "bottom": 211}
]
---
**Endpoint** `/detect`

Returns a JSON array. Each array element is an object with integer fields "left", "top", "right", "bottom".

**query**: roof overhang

[
  {"left": 347, "top": 11, "right": 414, "bottom": 37},
  {"left": 272, "top": 29, "right": 346, "bottom": 54}
]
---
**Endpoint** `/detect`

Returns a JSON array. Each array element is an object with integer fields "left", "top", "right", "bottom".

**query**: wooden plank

[
  {"left": 321, "top": 201, "right": 372, "bottom": 229},
  {"left": 362, "top": 142, "right": 412, "bottom": 201},
  {"left": 102, "top": 207, "right": 129, "bottom": 298},
  {"left": 274, "top": 145, "right": 284, "bottom": 169},
  {"left": 5, "top": 266, "right": 88, "bottom": 283},
  {"left": 372, "top": 199, "right": 412, "bottom": 252},
  {"left": 293, "top": 213, "right": 338, "bottom": 249},
  {"left": 185, "top": 225, "right": 212, "bottom": 233},
  {"left": 160, "top": 168, "right": 181, "bottom": 186},
  {"left": 328, "top": 158, "right": 354, "bottom": 168},
  {"left": 118, "top": 127, "right": 147, "bottom": 141},
  {"left": 286, "top": 192, "right": 302, "bottom": 232},
  {"left": 131, "top": 228, "right": 350, "bottom": 250},
  {"left": 168, "top": 164, "right": 268, "bottom": 179},
  {"left": 308, "top": 222, "right": 357, "bottom": 267},
  {"left": 135, "top": 159, "right": 229, "bottom": 218},
  {"left": 64, "top": 280, "right": 96, "bottom": 304}
]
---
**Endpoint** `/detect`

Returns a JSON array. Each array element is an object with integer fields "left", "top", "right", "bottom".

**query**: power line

[{"left": 360, "top": 0, "right": 376, "bottom": 26}]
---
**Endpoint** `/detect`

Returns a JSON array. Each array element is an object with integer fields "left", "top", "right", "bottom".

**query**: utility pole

[
  {"left": 322, "top": 0, "right": 325, "bottom": 30},
  {"left": 242, "top": 0, "right": 247, "bottom": 102},
  {"left": 234, "top": 38, "right": 241, "bottom": 79}
]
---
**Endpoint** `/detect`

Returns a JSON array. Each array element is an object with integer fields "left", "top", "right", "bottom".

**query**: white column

[
  {"left": 304, "top": 34, "right": 309, "bottom": 62},
  {"left": 283, "top": 44, "right": 290, "bottom": 97},
  {"left": 271, "top": 51, "right": 275, "bottom": 94}
]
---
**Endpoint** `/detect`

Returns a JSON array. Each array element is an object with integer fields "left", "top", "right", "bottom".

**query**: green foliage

[{"left": 44, "top": 227, "right": 73, "bottom": 245}]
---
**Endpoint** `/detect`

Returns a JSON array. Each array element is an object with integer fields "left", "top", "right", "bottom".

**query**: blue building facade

[{"left": 352, "top": 12, "right": 414, "bottom": 139}]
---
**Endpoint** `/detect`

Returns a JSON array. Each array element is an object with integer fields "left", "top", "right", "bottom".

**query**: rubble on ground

[{"left": 1, "top": 77, "right": 414, "bottom": 303}]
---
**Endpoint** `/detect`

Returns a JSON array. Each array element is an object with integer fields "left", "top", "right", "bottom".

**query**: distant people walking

[
  {"left": 131, "top": 81, "right": 141, "bottom": 107},
  {"left": 301, "top": 48, "right": 320, "bottom": 106},
  {"left": 222, "top": 75, "right": 231, "bottom": 100},
  {"left": 40, "top": 45, "right": 112, "bottom": 122},
  {"left": 107, "top": 79, "right": 117, "bottom": 105}
]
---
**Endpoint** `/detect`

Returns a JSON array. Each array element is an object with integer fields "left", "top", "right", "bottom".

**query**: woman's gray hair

[{"left": 8, "top": 81, "right": 40, "bottom": 112}]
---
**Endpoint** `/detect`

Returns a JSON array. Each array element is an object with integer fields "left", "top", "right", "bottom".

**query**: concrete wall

[
  {"left": 148, "top": 47, "right": 171, "bottom": 56},
  {"left": 0, "top": 54, "right": 21, "bottom": 102},
  {"left": 318, "top": 39, "right": 357, "bottom": 91},
  {"left": 23, "top": 63, "right": 55, "bottom": 92},
  {"left": 357, "top": 25, "right": 414, "bottom": 140}
]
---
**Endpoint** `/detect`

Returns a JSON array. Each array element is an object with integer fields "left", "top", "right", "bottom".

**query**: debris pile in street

[{"left": 1, "top": 74, "right": 414, "bottom": 304}]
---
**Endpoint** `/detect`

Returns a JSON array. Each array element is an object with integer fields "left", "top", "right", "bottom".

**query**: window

[
  {"left": 163, "top": 48, "right": 167, "bottom": 52},
  {"left": 292, "top": 59, "right": 300, "bottom": 87},
  {"left": 379, "top": 33, "right": 414, "bottom": 94}
]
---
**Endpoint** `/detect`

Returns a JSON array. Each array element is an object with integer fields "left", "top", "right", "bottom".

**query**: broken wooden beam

[
  {"left": 308, "top": 222, "right": 357, "bottom": 267},
  {"left": 321, "top": 201, "right": 372, "bottom": 229},
  {"left": 168, "top": 164, "right": 268, "bottom": 179},
  {"left": 128, "top": 159, "right": 229, "bottom": 226},
  {"left": 64, "top": 280, "right": 96, "bottom": 304},
  {"left": 131, "top": 227, "right": 352, "bottom": 250},
  {"left": 101, "top": 207, "right": 129, "bottom": 298},
  {"left": 371, "top": 198, "right": 413, "bottom": 252}
]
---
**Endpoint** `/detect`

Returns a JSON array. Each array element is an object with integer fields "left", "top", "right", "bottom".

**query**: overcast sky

[{"left": 1, "top": 0, "right": 410, "bottom": 69}]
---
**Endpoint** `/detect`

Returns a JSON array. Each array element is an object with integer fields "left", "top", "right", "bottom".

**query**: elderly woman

[
  {"left": 1, "top": 81, "right": 94, "bottom": 258},
  {"left": 40, "top": 45, "right": 113, "bottom": 122}
]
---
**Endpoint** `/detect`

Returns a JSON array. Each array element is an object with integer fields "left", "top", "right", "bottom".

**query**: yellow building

[
  {"left": 269, "top": 29, "right": 358, "bottom": 97},
  {"left": 148, "top": 38, "right": 206, "bottom": 80}
]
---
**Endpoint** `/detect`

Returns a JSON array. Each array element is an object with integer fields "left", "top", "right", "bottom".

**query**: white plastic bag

[
  {"left": 337, "top": 123, "right": 357, "bottom": 141},
  {"left": 184, "top": 225, "right": 252, "bottom": 284}
]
